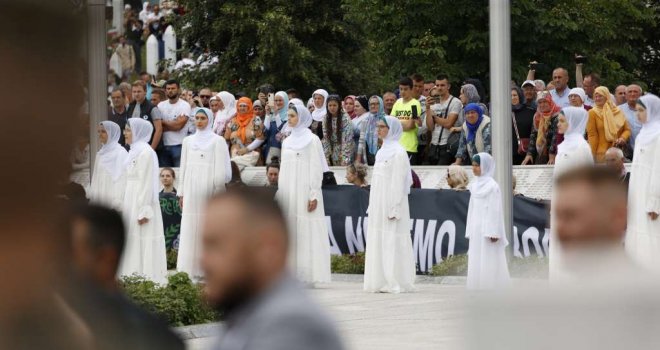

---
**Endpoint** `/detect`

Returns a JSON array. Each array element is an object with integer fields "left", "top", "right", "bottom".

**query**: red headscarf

[
  {"left": 344, "top": 95, "right": 357, "bottom": 119},
  {"left": 235, "top": 97, "right": 254, "bottom": 144},
  {"left": 534, "top": 91, "right": 561, "bottom": 150}
]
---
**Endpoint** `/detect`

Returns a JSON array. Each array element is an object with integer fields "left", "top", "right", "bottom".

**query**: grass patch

[
  {"left": 331, "top": 253, "right": 365, "bottom": 274},
  {"left": 430, "top": 254, "right": 549, "bottom": 278},
  {"left": 120, "top": 272, "right": 218, "bottom": 327},
  {"left": 430, "top": 255, "right": 469, "bottom": 276}
]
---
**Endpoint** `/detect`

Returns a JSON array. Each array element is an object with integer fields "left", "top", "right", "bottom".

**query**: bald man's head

[
  {"left": 552, "top": 68, "right": 569, "bottom": 91},
  {"left": 201, "top": 188, "right": 288, "bottom": 312}
]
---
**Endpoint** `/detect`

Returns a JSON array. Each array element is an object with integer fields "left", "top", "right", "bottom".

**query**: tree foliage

[
  {"left": 174, "top": 0, "right": 659, "bottom": 96},
  {"left": 173, "top": 0, "right": 378, "bottom": 97}
]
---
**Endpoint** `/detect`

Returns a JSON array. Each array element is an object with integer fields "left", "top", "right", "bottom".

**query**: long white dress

[
  {"left": 276, "top": 105, "right": 331, "bottom": 284},
  {"left": 625, "top": 94, "right": 660, "bottom": 272},
  {"left": 465, "top": 153, "right": 510, "bottom": 290},
  {"left": 177, "top": 108, "right": 231, "bottom": 280},
  {"left": 119, "top": 118, "right": 168, "bottom": 284},
  {"left": 550, "top": 107, "right": 594, "bottom": 283},
  {"left": 89, "top": 121, "right": 128, "bottom": 211},
  {"left": 364, "top": 115, "right": 416, "bottom": 293}
]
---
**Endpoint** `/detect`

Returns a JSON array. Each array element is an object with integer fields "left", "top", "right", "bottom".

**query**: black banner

[
  {"left": 322, "top": 186, "right": 549, "bottom": 273},
  {"left": 159, "top": 192, "right": 181, "bottom": 250}
]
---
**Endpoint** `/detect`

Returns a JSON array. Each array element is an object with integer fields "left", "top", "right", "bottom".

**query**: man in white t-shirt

[
  {"left": 157, "top": 79, "right": 192, "bottom": 167},
  {"left": 426, "top": 75, "right": 463, "bottom": 165}
]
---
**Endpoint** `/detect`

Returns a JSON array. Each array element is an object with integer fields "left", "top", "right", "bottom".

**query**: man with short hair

[
  {"left": 620, "top": 84, "right": 643, "bottom": 151},
  {"left": 69, "top": 204, "right": 185, "bottom": 350},
  {"left": 549, "top": 68, "right": 571, "bottom": 108},
  {"left": 198, "top": 87, "right": 212, "bottom": 108},
  {"left": 382, "top": 92, "right": 397, "bottom": 116},
  {"left": 423, "top": 81, "right": 435, "bottom": 98},
  {"left": 614, "top": 85, "right": 627, "bottom": 106},
  {"left": 390, "top": 77, "right": 423, "bottom": 164},
  {"left": 157, "top": 79, "right": 191, "bottom": 167},
  {"left": 150, "top": 88, "right": 166, "bottom": 107},
  {"left": 521, "top": 80, "right": 537, "bottom": 109},
  {"left": 426, "top": 75, "right": 463, "bottom": 165},
  {"left": 604, "top": 147, "right": 630, "bottom": 189},
  {"left": 108, "top": 88, "right": 129, "bottom": 147},
  {"left": 579, "top": 73, "right": 600, "bottom": 107},
  {"left": 126, "top": 80, "right": 163, "bottom": 151},
  {"left": 202, "top": 188, "right": 345, "bottom": 350},
  {"left": 139, "top": 71, "right": 153, "bottom": 100},
  {"left": 266, "top": 161, "right": 279, "bottom": 187}
]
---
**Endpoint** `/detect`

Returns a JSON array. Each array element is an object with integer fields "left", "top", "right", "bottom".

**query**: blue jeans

[{"left": 158, "top": 145, "right": 182, "bottom": 167}]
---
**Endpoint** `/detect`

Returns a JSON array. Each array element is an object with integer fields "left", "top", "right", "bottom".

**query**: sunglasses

[{"left": 200, "top": 95, "right": 211, "bottom": 99}]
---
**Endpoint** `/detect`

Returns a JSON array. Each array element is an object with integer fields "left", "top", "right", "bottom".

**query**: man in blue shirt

[
  {"left": 619, "top": 84, "right": 643, "bottom": 152},
  {"left": 549, "top": 67, "right": 571, "bottom": 108}
]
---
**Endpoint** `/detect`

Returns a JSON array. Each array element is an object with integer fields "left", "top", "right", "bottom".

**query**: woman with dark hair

[
  {"left": 322, "top": 94, "right": 355, "bottom": 166},
  {"left": 511, "top": 86, "right": 535, "bottom": 165}
]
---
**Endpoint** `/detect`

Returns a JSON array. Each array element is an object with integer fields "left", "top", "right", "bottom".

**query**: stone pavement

[{"left": 184, "top": 275, "right": 473, "bottom": 350}]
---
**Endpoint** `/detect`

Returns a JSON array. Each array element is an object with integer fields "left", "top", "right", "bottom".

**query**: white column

[
  {"left": 88, "top": 0, "right": 107, "bottom": 172},
  {"left": 112, "top": 0, "right": 124, "bottom": 35},
  {"left": 489, "top": 0, "right": 513, "bottom": 255},
  {"left": 146, "top": 34, "right": 159, "bottom": 75},
  {"left": 163, "top": 25, "right": 176, "bottom": 71}
]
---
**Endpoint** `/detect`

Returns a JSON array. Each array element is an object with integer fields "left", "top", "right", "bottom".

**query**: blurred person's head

[
  {"left": 554, "top": 166, "right": 627, "bottom": 250},
  {"left": 119, "top": 82, "right": 133, "bottom": 104},
  {"left": 446, "top": 165, "right": 469, "bottom": 190},
  {"left": 111, "top": 88, "right": 126, "bottom": 110},
  {"left": 70, "top": 204, "right": 125, "bottom": 291},
  {"left": 614, "top": 85, "right": 627, "bottom": 105},
  {"left": 423, "top": 81, "right": 434, "bottom": 97},
  {"left": 626, "top": 84, "right": 642, "bottom": 107},
  {"left": 139, "top": 71, "right": 150, "bottom": 84},
  {"left": 582, "top": 73, "right": 600, "bottom": 98},
  {"left": 604, "top": 147, "right": 625, "bottom": 174},
  {"left": 266, "top": 158, "right": 280, "bottom": 187},
  {"left": 131, "top": 80, "right": 147, "bottom": 104},
  {"left": 382, "top": 92, "right": 396, "bottom": 113},
  {"left": 199, "top": 87, "right": 212, "bottom": 108},
  {"left": 202, "top": 188, "right": 289, "bottom": 313},
  {"left": 552, "top": 68, "right": 569, "bottom": 91},
  {"left": 346, "top": 163, "right": 368, "bottom": 187},
  {"left": 253, "top": 100, "right": 265, "bottom": 118},
  {"left": 521, "top": 80, "right": 536, "bottom": 103},
  {"left": 160, "top": 168, "right": 175, "bottom": 191},
  {"left": 150, "top": 88, "right": 165, "bottom": 106},
  {"left": 534, "top": 79, "right": 546, "bottom": 92},
  {"left": 411, "top": 73, "right": 424, "bottom": 99},
  {"left": 286, "top": 88, "right": 299, "bottom": 100}
]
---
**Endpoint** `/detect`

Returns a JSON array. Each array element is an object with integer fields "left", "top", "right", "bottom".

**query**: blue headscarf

[
  {"left": 464, "top": 103, "right": 484, "bottom": 142},
  {"left": 366, "top": 95, "right": 385, "bottom": 155}
]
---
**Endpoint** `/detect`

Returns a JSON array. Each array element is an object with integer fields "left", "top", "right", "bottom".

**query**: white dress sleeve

[
  {"left": 483, "top": 188, "right": 507, "bottom": 241},
  {"left": 647, "top": 140, "right": 660, "bottom": 214},
  {"left": 388, "top": 153, "right": 409, "bottom": 220},
  {"left": 136, "top": 150, "right": 156, "bottom": 220},
  {"left": 214, "top": 137, "right": 232, "bottom": 191},
  {"left": 308, "top": 138, "right": 324, "bottom": 202},
  {"left": 178, "top": 138, "right": 188, "bottom": 198}
]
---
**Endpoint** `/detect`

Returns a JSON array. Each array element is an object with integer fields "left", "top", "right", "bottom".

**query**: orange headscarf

[
  {"left": 235, "top": 97, "right": 254, "bottom": 144},
  {"left": 534, "top": 91, "right": 561, "bottom": 150},
  {"left": 592, "top": 86, "right": 626, "bottom": 142}
]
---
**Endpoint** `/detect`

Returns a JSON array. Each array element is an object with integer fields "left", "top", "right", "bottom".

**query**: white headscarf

[
  {"left": 126, "top": 118, "right": 159, "bottom": 203},
  {"left": 376, "top": 115, "right": 413, "bottom": 193},
  {"left": 568, "top": 88, "right": 587, "bottom": 107},
  {"left": 468, "top": 152, "right": 499, "bottom": 197},
  {"left": 311, "top": 89, "right": 328, "bottom": 122},
  {"left": 213, "top": 91, "right": 237, "bottom": 134},
  {"left": 190, "top": 107, "right": 220, "bottom": 150},
  {"left": 557, "top": 106, "right": 589, "bottom": 154},
  {"left": 636, "top": 94, "right": 660, "bottom": 148},
  {"left": 282, "top": 105, "right": 330, "bottom": 171},
  {"left": 290, "top": 98, "right": 305, "bottom": 108},
  {"left": 264, "top": 91, "right": 289, "bottom": 130},
  {"left": 97, "top": 121, "right": 128, "bottom": 181}
]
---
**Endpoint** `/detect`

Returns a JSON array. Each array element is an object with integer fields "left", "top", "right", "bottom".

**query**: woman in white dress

[
  {"left": 625, "top": 94, "right": 660, "bottom": 271},
  {"left": 119, "top": 118, "right": 168, "bottom": 284},
  {"left": 89, "top": 121, "right": 128, "bottom": 211},
  {"left": 550, "top": 106, "right": 594, "bottom": 282},
  {"left": 177, "top": 108, "right": 231, "bottom": 281},
  {"left": 276, "top": 104, "right": 331, "bottom": 284},
  {"left": 465, "top": 153, "right": 510, "bottom": 290},
  {"left": 211, "top": 91, "right": 237, "bottom": 136},
  {"left": 363, "top": 115, "right": 416, "bottom": 293}
]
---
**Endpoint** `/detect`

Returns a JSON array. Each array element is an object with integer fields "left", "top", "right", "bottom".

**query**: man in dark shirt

[
  {"left": 107, "top": 87, "right": 129, "bottom": 147},
  {"left": 126, "top": 80, "right": 163, "bottom": 151}
]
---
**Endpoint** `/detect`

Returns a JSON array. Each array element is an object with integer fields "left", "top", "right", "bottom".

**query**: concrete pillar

[
  {"left": 489, "top": 0, "right": 513, "bottom": 256},
  {"left": 88, "top": 0, "right": 108, "bottom": 172}
]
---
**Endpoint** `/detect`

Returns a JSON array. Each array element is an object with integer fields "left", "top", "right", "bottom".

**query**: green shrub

[
  {"left": 430, "top": 254, "right": 469, "bottom": 276},
  {"left": 120, "top": 272, "right": 219, "bottom": 327},
  {"left": 167, "top": 249, "right": 178, "bottom": 270},
  {"left": 331, "top": 253, "right": 365, "bottom": 274}
]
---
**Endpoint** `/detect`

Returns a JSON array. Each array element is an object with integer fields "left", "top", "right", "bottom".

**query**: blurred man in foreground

[
  {"left": 67, "top": 204, "right": 184, "bottom": 350},
  {"left": 202, "top": 188, "right": 344, "bottom": 350}
]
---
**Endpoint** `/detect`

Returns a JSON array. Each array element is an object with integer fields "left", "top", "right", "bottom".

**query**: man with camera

[{"left": 425, "top": 75, "right": 463, "bottom": 165}]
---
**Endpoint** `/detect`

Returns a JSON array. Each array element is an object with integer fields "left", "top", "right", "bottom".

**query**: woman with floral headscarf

[
  {"left": 587, "top": 86, "right": 631, "bottom": 162},
  {"left": 357, "top": 96, "right": 385, "bottom": 165},
  {"left": 322, "top": 94, "right": 355, "bottom": 166},
  {"left": 522, "top": 91, "right": 562, "bottom": 165},
  {"left": 344, "top": 95, "right": 357, "bottom": 119},
  {"left": 459, "top": 83, "right": 489, "bottom": 116},
  {"left": 177, "top": 107, "right": 231, "bottom": 281},
  {"left": 224, "top": 97, "right": 265, "bottom": 168},
  {"left": 364, "top": 115, "right": 415, "bottom": 294}
]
